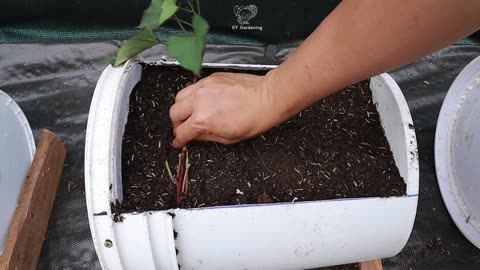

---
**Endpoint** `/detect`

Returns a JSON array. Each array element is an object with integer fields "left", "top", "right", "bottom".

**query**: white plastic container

[
  {"left": 435, "top": 55, "right": 480, "bottom": 249},
  {"left": 0, "top": 90, "right": 36, "bottom": 255},
  {"left": 85, "top": 60, "right": 419, "bottom": 269}
]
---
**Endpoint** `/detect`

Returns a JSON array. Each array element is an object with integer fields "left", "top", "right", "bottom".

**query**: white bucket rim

[
  {"left": 0, "top": 89, "right": 36, "bottom": 255},
  {"left": 435, "top": 55, "right": 480, "bottom": 249}
]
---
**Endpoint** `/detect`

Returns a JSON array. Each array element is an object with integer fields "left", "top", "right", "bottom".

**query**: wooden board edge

[
  {"left": 359, "top": 259, "right": 383, "bottom": 270},
  {"left": 0, "top": 129, "right": 66, "bottom": 270}
]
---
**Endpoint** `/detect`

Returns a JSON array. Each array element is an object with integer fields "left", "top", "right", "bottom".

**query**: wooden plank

[
  {"left": 359, "top": 259, "right": 383, "bottom": 270},
  {"left": 0, "top": 130, "right": 66, "bottom": 270}
]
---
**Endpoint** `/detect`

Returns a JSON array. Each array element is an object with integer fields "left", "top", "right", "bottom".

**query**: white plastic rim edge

[
  {"left": 86, "top": 60, "right": 419, "bottom": 269},
  {"left": 370, "top": 74, "right": 419, "bottom": 196},
  {"left": 86, "top": 60, "right": 179, "bottom": 270},
  {"left": 435, "top": 55, "right": 480, "bottom": 249},
  {"left": 0, "top": 90, "right": 35, "bottom": 161},
  {"left": 0, "top": 90, "right": 36, "bottom": 255},
  {"left": 0, "top": 91, "right": 35, "bottom": 153}
]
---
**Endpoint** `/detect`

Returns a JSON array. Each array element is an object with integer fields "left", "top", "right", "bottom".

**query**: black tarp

[
  {"left": 0, "top": 43, "right": 479, "bottom": 269},
  {"left": 1, "top": 0, "right": 340, "bottom": 43}
]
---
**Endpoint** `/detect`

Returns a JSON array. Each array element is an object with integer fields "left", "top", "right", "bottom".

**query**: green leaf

[
  {"left": 138, "top": 0, "right": 163, "bottom": 29},
  {"left": 191, "top": 14, "right": 209, "bottom": 37},
  {"left": 113, "top": 27, "right": 160, "bottom": 67},
  {"left": 106, "top": 58, "right": 116, "bottom": 65},
  {"left": 167, "top": 14, "right": 209, "bottom": 75},
  {"left": 138, "top": 0, "right": 178, "bottom": 29},
  {"left": 159, "top": 0, "right": 179, "bottom": 26},
  {"left": 167, "top": 36, "right": 200, "bottom": 74}
]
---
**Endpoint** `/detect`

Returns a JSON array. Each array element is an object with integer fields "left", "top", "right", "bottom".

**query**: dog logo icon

[{"left": 233, "top": 5, "right": 258, "bottom": 25}]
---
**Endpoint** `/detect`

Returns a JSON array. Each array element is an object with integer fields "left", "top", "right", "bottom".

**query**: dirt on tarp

[{"left": 116, "top": 65, "right": 405, "bottom": 215}]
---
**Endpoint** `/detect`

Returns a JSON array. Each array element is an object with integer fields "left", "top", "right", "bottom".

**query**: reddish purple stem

[
  {"left": 175, "top": 76, "right": 197, "bottom": 206},
  {"left": 176, "top": 148, "right": 187, "bottom": 206}
]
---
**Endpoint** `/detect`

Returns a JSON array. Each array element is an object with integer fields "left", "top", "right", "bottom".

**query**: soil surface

[
  {"left": 117, "top": 65, "right": 405, "bottom": 214},
  {"left": 317, "top": 263, "right": 359, "bottom": 270}
]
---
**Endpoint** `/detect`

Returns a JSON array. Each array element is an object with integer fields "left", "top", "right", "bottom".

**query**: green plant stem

[
  {"left": 179, "top": 6, "right": 194, "bottom": 13},
  {"left": 182, "top": 164, "right": 190, "bottom": 193},
  {"left": 177, "top": 151, "right": 182, "bottom": 175},
  {"left": 188, "top": 1, "right": 196, "bottom": 14},
  {"left": 182, "top": 148, "right": 190, "bottom": 193},
  {"left": 173, "top": 15, "right": 194, "bottom": 33},
  {"left": 196, "top": 0, "right": 201, "bottom": 14},
  {"left": 173, "top": 16, "right": 187, "bottom": 32},
  {"left": 175, "top": 16, "right": 193, "bottom": 27},
  {"left": 165, "top": 160, "right": 176, "bottom": 184}
]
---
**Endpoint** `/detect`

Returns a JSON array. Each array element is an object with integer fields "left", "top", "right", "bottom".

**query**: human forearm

[
  {"left": 170, "top": 0, "right": 480, "bottom": 147},
  {"left": 265, "top": 0, "right": 480, "bottom": 123}
]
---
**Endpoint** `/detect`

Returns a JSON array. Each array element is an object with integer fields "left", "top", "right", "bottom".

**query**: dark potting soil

[
  {"left": 316, "top": 263, "right": 359, "bottom": 270},
  {"left": 117, "top": 65, "right": 405, "bottom": 214}
]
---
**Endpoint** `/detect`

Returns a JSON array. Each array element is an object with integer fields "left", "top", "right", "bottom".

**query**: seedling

[
  {"left": 164, "top": 148, "right": 190, "bottom": 206},
  {"left": 111, "top": 0, "right": 205, "bottom": 205},
  {"left": 110, "top": 0, "right": 208, "bottom": 77}
]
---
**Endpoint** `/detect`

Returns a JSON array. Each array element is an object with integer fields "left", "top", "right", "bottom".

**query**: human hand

[{"left": 169, "top": 72, "right": 279, "bottom": 148}]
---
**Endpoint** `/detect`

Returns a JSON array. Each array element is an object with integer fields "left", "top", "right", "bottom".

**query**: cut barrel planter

[{"left": 85, "top": 60, "right": 419, "bottom": 270}]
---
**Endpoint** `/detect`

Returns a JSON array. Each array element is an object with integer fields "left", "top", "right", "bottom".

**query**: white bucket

[
  {"left": 85, "top": 61, "right": 419, "bottom": 269},
  {"left": 0, "top": 90, "right": 36, "bottom": 255},
  {"left": 436, "top": 55, "right": 480, "bottom": 249}
]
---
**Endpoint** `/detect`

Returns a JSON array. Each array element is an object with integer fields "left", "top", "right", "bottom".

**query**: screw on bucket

[{"left": 104, "top": 239, "right": 113, "bottom": 248}]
